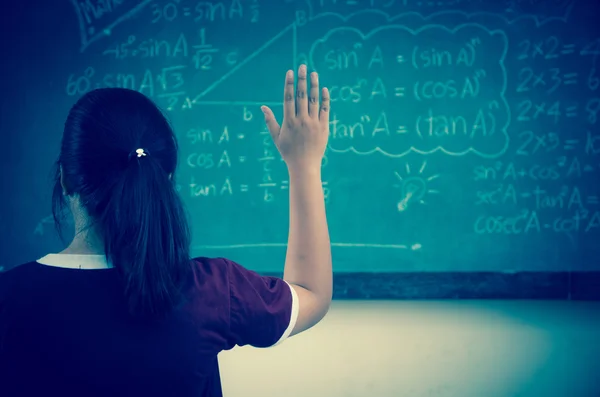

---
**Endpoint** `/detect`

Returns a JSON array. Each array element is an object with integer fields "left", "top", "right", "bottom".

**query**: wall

[{"left": 219, "top": 301, "right": 600, "bottom": 397}]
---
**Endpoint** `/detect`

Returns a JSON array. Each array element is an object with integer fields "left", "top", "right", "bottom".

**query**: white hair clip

[{"left": 135, "top": 148, "right": 147, "bottom": 158}]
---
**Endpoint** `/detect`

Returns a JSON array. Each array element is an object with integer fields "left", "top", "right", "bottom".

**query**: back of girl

[{"left": 0, "top": 65, "right": 333, "bottom": 397}]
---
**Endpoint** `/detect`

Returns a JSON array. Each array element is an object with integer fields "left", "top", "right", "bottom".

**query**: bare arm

[
  {"left": 285, "top": 166, "right": 332, "bottom": 335},
  {"left": 261, "top": 65, "right": 333, "bottom": 336}
]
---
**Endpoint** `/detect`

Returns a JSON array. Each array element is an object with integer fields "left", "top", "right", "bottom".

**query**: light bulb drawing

[{"left": 393, "top": 161, "right": 440, "bottom": 212}]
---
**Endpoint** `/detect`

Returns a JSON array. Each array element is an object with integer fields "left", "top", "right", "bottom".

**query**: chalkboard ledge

[{"left": 262, "top": 272, "right": 600, "bottom": 300}]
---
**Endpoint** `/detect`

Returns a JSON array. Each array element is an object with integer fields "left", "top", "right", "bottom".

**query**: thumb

[{"left": 261, "top": 106, "right": 281, "bottom": 143}]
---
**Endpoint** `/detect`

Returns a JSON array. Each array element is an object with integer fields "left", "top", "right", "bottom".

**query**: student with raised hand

[{"left": 0, "top": 65, "right": 332, "bottom": 397}]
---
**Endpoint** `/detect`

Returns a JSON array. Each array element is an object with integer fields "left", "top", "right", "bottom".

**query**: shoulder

[
  {"left": 1, "top": 261, "right": 40, "bottom": 275},
  {"left": 188, "top": 256, "right": 273, "bottom": 299},
  {"left": 190, "top": 256, "right": 291, "bottom": 298}
]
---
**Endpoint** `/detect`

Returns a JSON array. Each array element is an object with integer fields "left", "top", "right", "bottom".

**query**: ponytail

[{"left": 97, "top": 153, "right": 191, "bottom": 317}]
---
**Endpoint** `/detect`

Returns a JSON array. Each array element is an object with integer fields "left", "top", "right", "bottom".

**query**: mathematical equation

[
  {"left": 474, "top": 209, "right": 600, "bottom": 235},
  {"left": 187, "top": 176, "right": 331, "bottom": 203}
]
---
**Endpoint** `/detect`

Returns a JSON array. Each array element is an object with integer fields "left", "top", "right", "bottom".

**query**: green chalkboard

[{"left": 1, "top": 0, "right": 599, "bottom": 298}]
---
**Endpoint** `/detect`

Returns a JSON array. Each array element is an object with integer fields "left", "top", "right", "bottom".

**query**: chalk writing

[
  {"left": 149, "top": 0, "right": 256, "bottom": 24},
  {"left": 103, "top": 33, "right": 189, "bottom": 59},
  {"left": 412, "top": 37, "right": 480, "bottom": 69},
  {"left": 189, "top": 177, "right": 233, "bottom": 197},
  {"left": 516, "top": 67, "right": 577, "bottom": 94},
  {"left": 66, "top": 66, "right": 187, "bottom": 96},
  {"left": 416, "top": 107, "right": 496, "bottom": 138},
  {"left": 310, "top": 23, "right": 509, "bottom": 158},
  {"left": 516, "top": 100, "right": 563, "bottom": 123},
  {"left": 473, "top": 158, "right": 594, "bottom": 182},
  {"left": 474, "top": 210, "right": 600, "bottom": 235},
  {"left": 413, "top": 71, "right": 485, "bottom": 101},
  {"left": 474, "top": 184, "right": 593, "bottom": 210},
  {"left": 517, "top": 36, "right": 575, "bottom": 60}
]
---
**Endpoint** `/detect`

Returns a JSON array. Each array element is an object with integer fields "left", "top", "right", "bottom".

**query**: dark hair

[{"left": 52, "top": 88, "right": 191, "bottom": 318}]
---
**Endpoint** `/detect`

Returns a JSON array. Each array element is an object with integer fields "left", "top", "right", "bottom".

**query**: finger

[
  {"left": 283, "top": 70, "right": 295, "bottom": 121},
  {"left": 319, "top": 87, "right": 330, "bottom": 125},
  {"left": 308, "top": 72, "right": 320, "bottom": 118},
  {"left": 296, "top": 65, "right": 308, "bottom": 117},
  {"left": 261, "top": 106, "right": 281, "bottom": 142}
]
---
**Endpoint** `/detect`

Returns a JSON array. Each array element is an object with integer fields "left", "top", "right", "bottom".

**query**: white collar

[{"left": 37, "top": 254, "right": 113, "bottom": 270}]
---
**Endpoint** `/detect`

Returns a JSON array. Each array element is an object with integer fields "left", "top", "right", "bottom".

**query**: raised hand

[{"left": 261, "top": 65, "right": 330, "bottom": 171}]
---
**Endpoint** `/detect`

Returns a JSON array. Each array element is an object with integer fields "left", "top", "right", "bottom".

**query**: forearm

[{"left": 283, "top": 166, "right": 332, "bottom": 302}]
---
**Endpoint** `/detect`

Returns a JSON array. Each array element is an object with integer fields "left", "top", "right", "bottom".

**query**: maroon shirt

[{"left": 0, "top": 255, "right": 298, "bottom": 397}]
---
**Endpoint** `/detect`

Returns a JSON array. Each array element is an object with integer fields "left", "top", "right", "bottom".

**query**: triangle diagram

[{"left": 191, "top": 24, "right": 296, "bottom": 105}]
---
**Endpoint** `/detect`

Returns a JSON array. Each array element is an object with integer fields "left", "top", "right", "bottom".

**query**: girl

[{"left": 0, "top": 65, "right": 332, "bottom": 397}]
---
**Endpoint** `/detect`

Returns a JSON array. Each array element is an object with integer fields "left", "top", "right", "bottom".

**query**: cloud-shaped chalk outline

[
  {"left": 310, "top": 23, "right": 511, "bottom": 159},
  {"left": 299, "top": 0, "right": 574, "bottom": 27}
]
